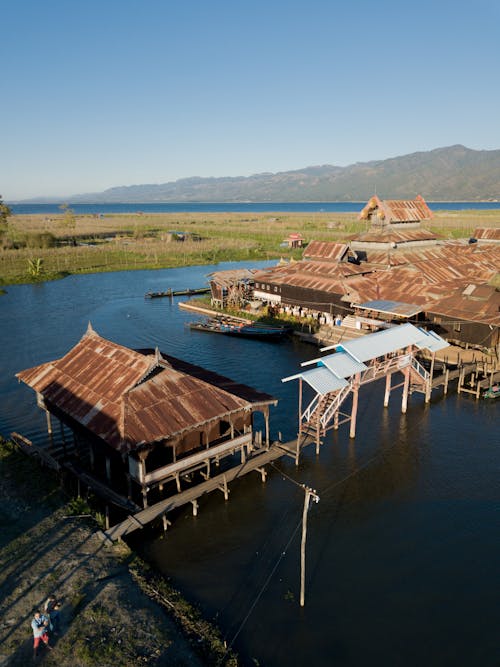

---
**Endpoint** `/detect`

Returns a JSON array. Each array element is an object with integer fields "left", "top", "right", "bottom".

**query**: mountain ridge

[{"left": 16, "top": 145, "right": 500, "bottom": 203}]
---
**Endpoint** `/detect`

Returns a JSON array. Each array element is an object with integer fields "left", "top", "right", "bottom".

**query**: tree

[
  {"left": 59, "top": 203, "right": 76, "bottom": 231},
  {"left": 0, "top": 195, "right": 12, "bottom": 229}
]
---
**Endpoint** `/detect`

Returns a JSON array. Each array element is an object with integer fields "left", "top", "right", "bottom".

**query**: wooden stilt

[
  {"left": 46, "top": 410, "right": 52, "bottom": 435},
  {"left": 296, "top": 378, "right": 303, "bottom": 466},
  {"left": 105, "top": 505, "right": 110, "bottom": 530},
  {"left": 401, "top": 367, "right": 410, "bottom": 414},
  {"left": 162, "top": 514, "right": 171, "bottom": 532},
  {"left": 191, "top": 500, "right": 198, "bottom": 516},
  {"left": 384, "top": 372, "right": 391, "bottom": 407},
  {"left": 444, "top": 366, "right": 449, "bottom": 394},
  {"left": 218, "top": 475, "right": 229, "bottom": 500},
  {"left": 426, "top": 353, "right": 435, "bottom": 403},
  {"left": 349, "top": 374, "right": 360, "bottom": 438},
  {"left": 255, "top": 466, "right": 267, "bottom": 482}
]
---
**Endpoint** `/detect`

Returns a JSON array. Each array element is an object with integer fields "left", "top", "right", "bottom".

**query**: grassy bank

[
  {"left": 2, "top": 209, "right": 497, "bottom": 286},
  {"left": 0, "top": 436, "right": 237, "bottom": 666}
]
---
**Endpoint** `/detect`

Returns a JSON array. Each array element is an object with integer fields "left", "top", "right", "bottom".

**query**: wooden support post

[
  {"left": 349, "top": 374, "right": 360, "bottom": 439},
  {"left": 426, "top": 353, "right": 435, "bottom": 403},
  {"left": 191, "top": 500, "right": 198, "bottom": 517},
  {"left": 105, "top": 505, "right": 110, "bottom": 530},
  {"left": 162, "top": 515, "right": 172, "bottom": 533},
  {"left": 334, "top": 410, "right": 339, "bottom": 430},
  {"left": 46, "top": 410, "right": 52, "bottom": 435},
  {"left": 240, "top": 445, "right": 246, "bottom": 464},
  {"left": 141, "top": 487, "right": 148, "bottom": 508},
  {"left": 296, "top": 378, "right": 303, "bottom": 466},
  {"left": 401, "top": 368, "right": 410, "bottom": 414},
  {"left": 219, "top": 475, "right": 229, "bottom": 500},
  {"left": 300, "top": 486, "right": 320, "bottom": 608},
  {"left": 265, "top": 408, "right": 270, "bottom": 449},
  {"left": 255, "top": 466, "right": 267, "bottom": 483},
  {"left": 175, "top": 473, "right": 181, "bottom": 493},
  {"left": 444, "top": 366, "right": 450, "bottom": 395},
  {"left": 384, "top": 372, "right": 391, "bottom": 407}
]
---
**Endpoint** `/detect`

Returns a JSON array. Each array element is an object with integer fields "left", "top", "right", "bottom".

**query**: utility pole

[{"left": 300, "top": 485, "right": 320, "bottom": 607}]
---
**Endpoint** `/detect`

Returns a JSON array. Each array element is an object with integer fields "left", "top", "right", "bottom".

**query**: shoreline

[{"left": 0, "top": 437, "right": 237, "bottom": 667}]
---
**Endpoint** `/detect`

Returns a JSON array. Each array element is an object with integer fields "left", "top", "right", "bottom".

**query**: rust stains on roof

[
  {"left": 352, "top": 228, "right": 438, "bottom": 244},
  {"left": 473, "top": 227, "right": 500, "bottom": 242},
  {"left": 359, "top": 195, "right": 433, "bottom": 223},
  {"left": 16, "top": 326, "right": 275, "bottom": 453},
  {"left": 302, "top": 241, "right": 350, "bottom": 262}
]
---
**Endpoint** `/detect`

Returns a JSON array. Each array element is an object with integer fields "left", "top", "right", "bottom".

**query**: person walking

[
  {"left": 31, "top": 611, "right": 52, "bottom": 659},
  {"left": 43, "top": 594, "right": 61, "bottom": 634}
]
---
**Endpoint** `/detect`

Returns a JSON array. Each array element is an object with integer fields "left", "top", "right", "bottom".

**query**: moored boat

[
  {"left": 188, "top": 317, "right": 290, "bottom": 341},
  {"left": 145, "top": 287, "right": 210, "bottom": 298},
  {"left": 483, "top": 384, "right": 500, "bottom": 399}
]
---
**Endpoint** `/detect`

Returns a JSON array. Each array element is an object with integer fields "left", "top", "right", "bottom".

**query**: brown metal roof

[
  {"left": 426, "top": 284, "right": 500, "bottom": 324},
  {"left": 358, "top": 195, "right": 433, "bottom": 223},
  {"left": 302, "top": 241, "right": 349, "bottom": 261},
  {"left": 353, "top": 228, "right": 438, "bottom": 244},
  {"left": 473, "top": 227, "right": 500, "bottom": 241},
  {"left": 16, "top": 326, "right": 275, "bottom": 453}
]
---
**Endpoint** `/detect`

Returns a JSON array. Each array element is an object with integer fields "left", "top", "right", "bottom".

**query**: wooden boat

[
  {"left": 145, "top": 287, "right": 209, "bottom": 299},
  {"left": 188, "top": 317, "right": 290, "bottom": 341},
  {"left": 483, "top": 384, "right": 500, "bottom": 399}
]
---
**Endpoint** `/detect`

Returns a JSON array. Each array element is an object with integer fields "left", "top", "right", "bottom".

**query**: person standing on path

[{"left": 31, "top": 611, "right": 52, "bottom": 659}]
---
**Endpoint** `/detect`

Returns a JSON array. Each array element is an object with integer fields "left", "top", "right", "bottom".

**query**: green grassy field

[{"left": 1, "top": 209, "right": 498, "bottom": 285}]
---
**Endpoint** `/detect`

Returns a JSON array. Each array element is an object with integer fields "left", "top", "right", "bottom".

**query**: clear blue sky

[{"left": 2, "top": 0, "right": 499, "bottom": 200}]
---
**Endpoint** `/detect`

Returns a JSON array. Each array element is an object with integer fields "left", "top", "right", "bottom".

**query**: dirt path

[{"left": 0, "top": 439, "right": 236, "bottom": 667}]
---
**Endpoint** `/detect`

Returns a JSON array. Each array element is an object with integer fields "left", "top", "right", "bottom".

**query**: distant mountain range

[{"left": 22, "top": 145, "right": 500, "bottom": 203}]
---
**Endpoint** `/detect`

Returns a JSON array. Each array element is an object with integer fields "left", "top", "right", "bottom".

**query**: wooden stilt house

[{"left": 16, "top": 325, "right": 277, "bottom": 509}]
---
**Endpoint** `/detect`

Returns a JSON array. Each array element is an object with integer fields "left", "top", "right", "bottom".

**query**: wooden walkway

[{"left": 99, "top": 442, "right": 297, "bottom": 543}]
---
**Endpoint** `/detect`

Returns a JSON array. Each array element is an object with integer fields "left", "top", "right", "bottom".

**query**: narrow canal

[{"left": 1, "top": 262, "right": 498, "bottom": 667}]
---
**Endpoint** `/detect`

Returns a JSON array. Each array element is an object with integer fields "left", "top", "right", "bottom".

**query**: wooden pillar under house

[
  {"left": 296, "top": 377, "right": 303, "bottom": 466},
  {"left": 444, "top": 365, "right": 450, "bottom": 395},
  {"left": 46, "top": 410, "right": 52, "bottom": 435},
  {"left": 426, "top": 353, "right": 436, "bottom": 403},
  {"left": 401, "top": 367, "right": 410, "bottom": 414},
  {"left": 384, "top": 372, "right": 392, "bottom": 407},
  {"left": 264, "top": 406, "right": 270, "bottom": 449},
  {"left": 350, "top": 373, "right": 360, "bottom": 439},
  {"left": 401, "top": 347, "right": 412, "bottom": 414}
]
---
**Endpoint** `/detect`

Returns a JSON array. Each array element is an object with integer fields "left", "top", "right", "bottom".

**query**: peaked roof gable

[{"left": 16, "top": 327, "right": 274, "bottom": 452}]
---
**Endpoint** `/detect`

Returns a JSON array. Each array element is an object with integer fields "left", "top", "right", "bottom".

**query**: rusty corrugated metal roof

[
  {"left": 303, "top": 241, "right": 349, "bottom": 261},
  {"left": 359, "top": 195, "right": 433, "bottom": 222},
  {"left": 16, "top": 326, "right": 275, "bottom": 453},
  {"left": 353, "top": 228, "right": 438, "bottom": 244},
  {"left": 473, "top": 227, "right": 500, "bottom": 241}
]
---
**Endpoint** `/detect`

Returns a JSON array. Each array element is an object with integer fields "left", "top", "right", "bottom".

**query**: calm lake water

[
  {"left": 1, "top": 263, "right": 498, "bottom": 667},
  {"left": 9, "top": 201, "right": 500, "bottom": 215}
]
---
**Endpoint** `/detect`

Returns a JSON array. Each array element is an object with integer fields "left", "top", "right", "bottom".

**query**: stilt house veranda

[{"left": 16, "top": 325, "right": 277, "bottom": 509}]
